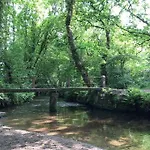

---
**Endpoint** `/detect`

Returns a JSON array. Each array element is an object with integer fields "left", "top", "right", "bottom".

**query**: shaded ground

[{"left": 0, "top": 125, "right": 103, "bottom": 150}]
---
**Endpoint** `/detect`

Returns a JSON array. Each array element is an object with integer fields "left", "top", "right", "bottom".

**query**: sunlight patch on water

[{"left": 108, "top": 137, "right": 130, "bottom": 147}]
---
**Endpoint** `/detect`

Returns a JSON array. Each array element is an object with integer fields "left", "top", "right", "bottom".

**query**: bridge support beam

[{"left": 49, "top": 92, "right": 58, "bottom": 113}]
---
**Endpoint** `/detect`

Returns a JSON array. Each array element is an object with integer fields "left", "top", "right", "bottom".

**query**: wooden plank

[
  {"left": 0, "top": 87, "right": 132, "bottom": 94},
  {"left": 0, "top": 87, "right": 103, "bottom": 93}
]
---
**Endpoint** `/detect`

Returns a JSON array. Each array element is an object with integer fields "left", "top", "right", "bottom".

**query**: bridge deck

[
  {"left": 0, "top": 88, "right": 148, "bottom": 94},
  {"left": 0, "top": 87, "right": 127, "bottom": 95},
  {"left": 0, "top": 87, "right": 102, "bottom": 93}
]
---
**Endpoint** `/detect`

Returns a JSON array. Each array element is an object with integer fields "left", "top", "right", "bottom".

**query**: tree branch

[
  {"left": 116, "top": 24, "right": 150, "bottom": 37},
  {"left": 117, "top": 2, "right": 150, "bottom": 26}
]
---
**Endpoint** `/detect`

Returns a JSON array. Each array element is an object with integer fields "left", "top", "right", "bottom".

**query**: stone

[{"left": 0, "top": 112, "right": 6, "bottom": 118}]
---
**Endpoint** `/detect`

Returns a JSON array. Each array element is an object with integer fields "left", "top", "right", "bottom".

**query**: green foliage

[
  {"left": 0, "top": 80, "right": 4, "bottom": 88},
  {"left": 13, "top": 93, "right": 34, "bottom": 105},
  {"left": 127, "top": 88, "right": 150, "bottom": 111},
  {"left": 127, "top": 88, "right": 150, "bottom": 102},
  {"left": 0, "top": 0, "right": 150, "bottom": 107},
  {"left": 0, "top": 93, "right": 10, "bottom": 107},
  {"left": 141, "top": 134, "right": 150, "bottom": 150},
  {"left": 127, "top": 88, "right": 143, "bottom": 104},
  {"left": 0, "top": 92, "right": 34, "bottom": 107}
]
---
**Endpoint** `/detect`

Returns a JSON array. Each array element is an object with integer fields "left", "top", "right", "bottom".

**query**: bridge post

[
  {"left": 100, "top": 75, "right": 106, "bottom": 87},
  {"left": 49, "top": 92, "right": 58, "bottom": 113},
  {"left": 66, "top": 78, "right": 70, "bottom": 87},
  {"left": 31, "top": 77, "right": 36, "bottom": 88}
]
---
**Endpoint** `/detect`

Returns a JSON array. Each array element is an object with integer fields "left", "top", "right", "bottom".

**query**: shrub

[
  {"left": 13, "top": 93, "right": 35, "bottom": 104},
  {"left": 0, "top": 93, "right": 10, "bottom": 107},
  {"left": 127, "top": 87, "right": 150, "bottom": 112}
]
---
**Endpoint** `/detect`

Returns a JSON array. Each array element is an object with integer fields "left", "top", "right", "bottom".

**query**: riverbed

[{"left": 1, "top": 96, "right": 150, "bottom": 150}]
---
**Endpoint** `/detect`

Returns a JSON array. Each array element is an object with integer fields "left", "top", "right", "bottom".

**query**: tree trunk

[
  {"left": 0, "top": 1, "right": 3, "bottom": 31},
  {"left": 4, "top": 62, "right": 13, "bottom": 84},
  {"left": 0, "top": 1, "right": 4, "bottom": 54},
  {"left": 100, "top": 29, "right": 110, "bottom": 85},
  {"left": 65, "top": 0, "right": 91, "bottom": 87},
  {"left": 106, "top": 30, "right": 110, "bottom": 50}
]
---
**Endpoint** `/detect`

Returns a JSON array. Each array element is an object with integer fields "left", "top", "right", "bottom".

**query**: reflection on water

[{"left": 1, "top": 96, "right": 150, "bottom": 150}]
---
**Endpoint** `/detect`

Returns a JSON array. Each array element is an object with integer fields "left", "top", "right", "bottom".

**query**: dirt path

[{"left": 0, "top": 125, "right": 103, "bottom": 150}]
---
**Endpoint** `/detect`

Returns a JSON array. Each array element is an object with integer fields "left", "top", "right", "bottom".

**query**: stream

[{"left": 0, "top": 96, "right": 150, "bottom": 150}]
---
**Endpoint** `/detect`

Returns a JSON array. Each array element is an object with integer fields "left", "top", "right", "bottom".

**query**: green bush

[
  {"left": 0, "top": 80, "right": 4, "bottom": 88},
  {"left": 127, "top": 87, "right": 150, "bottom": 112},
  {"left": 0, "top": 92, "right": 34, "bottom": 107},
  {"left": 127, "top": 88, "right": 143, "bottom": 104},
  {"left": 13, "top": 93, "right": 35, "bottom": 104},
  {"left": 0, "top": 93, "right": 10, "bottom": 107}
]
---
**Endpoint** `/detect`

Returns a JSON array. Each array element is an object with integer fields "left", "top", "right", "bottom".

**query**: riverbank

[
  {"left": 65, "top": 88, "right": 150, "bottom": 114},
  {"left": 0, "top": 125, "right": 103, "bottom": 150}
]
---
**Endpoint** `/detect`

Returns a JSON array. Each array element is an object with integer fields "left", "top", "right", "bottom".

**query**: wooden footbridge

[
  {"left": 0, "top": 87, "right": 106, "bottom": 112},
  {"left": 0, "top": 86, "right": 127, "bottom": 112},
  {"left": 1, "top": 75, "right": 149, "bottom": 113},
  {"left": 0, "top": 76, "right": 108, "bottom": 112}
]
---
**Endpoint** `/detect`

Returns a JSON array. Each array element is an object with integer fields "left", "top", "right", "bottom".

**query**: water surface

[{"left": 1, "top": 96, "right": 150, "bottom": 150}]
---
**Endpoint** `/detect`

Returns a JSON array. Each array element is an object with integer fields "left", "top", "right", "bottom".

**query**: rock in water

[{"left": 0, "top": 112, "right": 6, "bottom": 118}]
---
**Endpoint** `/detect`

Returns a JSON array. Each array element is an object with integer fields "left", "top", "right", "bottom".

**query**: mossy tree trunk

[{"left": 65, "top": 0, "right": 92, "bottom": 87}]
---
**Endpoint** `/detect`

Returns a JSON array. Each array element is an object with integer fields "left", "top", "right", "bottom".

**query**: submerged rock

[
  {"left": 57, "top": 101, "right": 83, "bottom": 107},
  {"left": 0, "top": 112, "right": 6, "bottom": 118}
]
